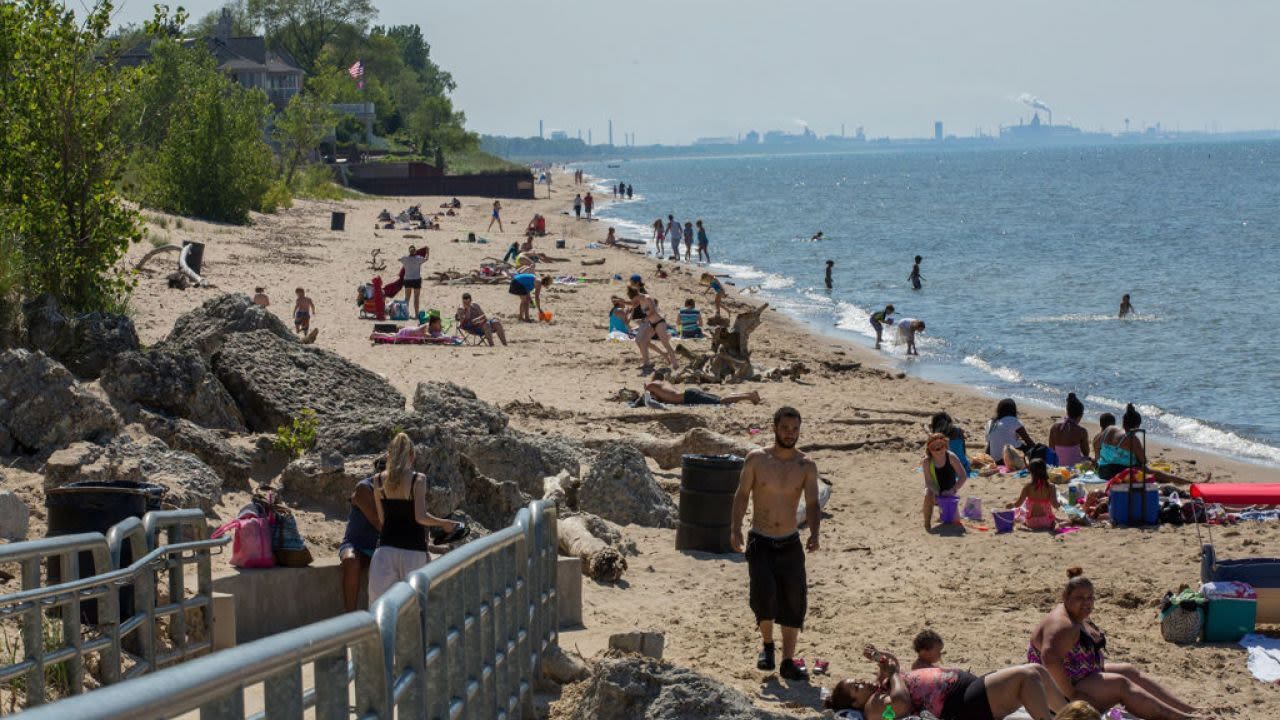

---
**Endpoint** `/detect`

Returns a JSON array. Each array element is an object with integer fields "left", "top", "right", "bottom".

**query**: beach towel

[
  {"left": 370, "top": 333, "right": 462, "bottom": 346},
  {"left": 1240, "top": 633, "right": 1280, "bottom": 683}
]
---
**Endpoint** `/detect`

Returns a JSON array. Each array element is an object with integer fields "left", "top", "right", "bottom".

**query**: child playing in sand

[
  {"left": 677, "top": 299, "right": 703, "bottom": 339},
  {"left": 1009, "top": 459, "right": 1061, "bottom": 531},
  {"left": 293, "top": 288, "right": 315, "bottom": 335},
  {"left": 252, "top": 287, "right": 270, "bottom": 307},
  {"left": 701, "top": 272, "right": 726, "bottom": 317},
  {"left": 910, "top": 629, "right": 944, "bottom": 670}
]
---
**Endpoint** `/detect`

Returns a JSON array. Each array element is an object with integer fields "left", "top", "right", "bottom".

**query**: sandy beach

[{"left": 89, "top": 170, "right": 1280, "bottom": 716}]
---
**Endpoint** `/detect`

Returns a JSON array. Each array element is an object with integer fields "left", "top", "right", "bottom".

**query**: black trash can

[
  {"left": 330, "top": 211, "right": 346, "bottom": 231},
  {"left": 675, "top": 454, "right": 744, "bottom": 553},
  {"left": 46, "top": 481, "right": 166, "bottom": 622},
  {"left": 181, "top": 240, "right": 205, "bottom": 276}
]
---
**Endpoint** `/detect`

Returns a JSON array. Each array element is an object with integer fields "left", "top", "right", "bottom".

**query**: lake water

[{"left": 583, "top": 142, "right": 1280, "bottom": 466}]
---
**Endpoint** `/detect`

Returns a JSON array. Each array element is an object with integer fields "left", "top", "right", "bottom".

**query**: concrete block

[
  {"left": 212, "top": 592, "right": 236, "bottom": 650},
  {"left": 557, "top": 556, "right": 583, "bottom": 628},
  {"left": 608, "top": 630, "right": 664, "bottom": 659},
  {"left": 0, "top": 491, "right": 29, "bottom": 541},
  {"left": 212, "top": 559, "right": 345, "bottom": 642}
]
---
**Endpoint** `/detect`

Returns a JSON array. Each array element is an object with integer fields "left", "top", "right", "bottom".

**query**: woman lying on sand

[
  {"left": 1028, "top": 568, "right": 1203, "bottom": 720},
  {"left": 825, "top": 645, "right": 1067, "bottom": 720}
]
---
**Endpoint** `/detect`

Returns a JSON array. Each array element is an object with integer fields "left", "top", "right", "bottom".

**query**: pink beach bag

[{"left": 212, "top": 513, "right": 276, "bottom": 569}]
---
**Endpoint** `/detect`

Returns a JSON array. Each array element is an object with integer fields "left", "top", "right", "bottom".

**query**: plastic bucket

[
  {"left": 993, "top": 509, "right": 1016, "bottom": 534},
  {"left": 539, "top": 311, "right": 553, "bottom": 322},
  {"left": 936, "top": 494, "right": 960, "bottom": 524},
  {"left": 555, "top": 239, "right": 566, "bottom": 249}
]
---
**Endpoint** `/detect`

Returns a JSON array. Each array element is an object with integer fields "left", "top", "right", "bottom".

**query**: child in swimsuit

[
  {"left": 701, "top": 272, "right": 726, "bottom": 317},
  {"left": 1010, "top": 459, "right": 1060, "bottom": 530},
  {"left": 293, "top": 287, "right": 315, "bottom": 334}
]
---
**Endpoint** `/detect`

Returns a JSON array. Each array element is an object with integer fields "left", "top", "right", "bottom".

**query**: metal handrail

[
  {"left": 5, "top": 501, "right": 560, "bottom": 720},
  {"left": 0, "top": 510, "right": 225, "bottom": 709}
]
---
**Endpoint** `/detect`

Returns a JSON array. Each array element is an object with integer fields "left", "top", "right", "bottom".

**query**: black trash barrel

[
  {"left": 181, "top": 240, "right": 205, "bottom": 276},
  {"left": 46, "top": 481, "right": 166, "bottom": 622},
  {"left": 675, "top": 454, "right": 744, "bottom": 553},
  {"left": 330, "top": 211, "right": 346, "bottom": 231}
]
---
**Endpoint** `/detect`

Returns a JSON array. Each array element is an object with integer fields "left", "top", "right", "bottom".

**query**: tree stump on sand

[{"left": 671, "top": 303, "right": 768, "bottom": 384}]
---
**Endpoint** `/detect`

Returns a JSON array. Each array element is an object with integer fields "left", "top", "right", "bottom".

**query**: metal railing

[
  {"left": 10, "top": 500, "right": 559, "bottom": 720},
  {"left": 0, "top": 510, "right": 227, "bottom": 710}
]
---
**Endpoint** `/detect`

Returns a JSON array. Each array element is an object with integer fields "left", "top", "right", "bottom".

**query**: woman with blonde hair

[{"left": 368, "top": 433, "right": 463, "bottom": 602}]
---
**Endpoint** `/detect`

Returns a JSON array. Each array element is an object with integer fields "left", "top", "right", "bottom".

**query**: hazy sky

[{"left": 110, "top": 0, "right": 1280, "bottom": 143}]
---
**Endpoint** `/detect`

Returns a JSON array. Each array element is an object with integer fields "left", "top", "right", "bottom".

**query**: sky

[{"left": 108, "top": 0, "right": 1280, "bottom": 144}]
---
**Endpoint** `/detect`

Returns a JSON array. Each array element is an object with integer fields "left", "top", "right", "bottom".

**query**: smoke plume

[{"left": 1018, "top": 93, "right": 1051, "bottom": 113}]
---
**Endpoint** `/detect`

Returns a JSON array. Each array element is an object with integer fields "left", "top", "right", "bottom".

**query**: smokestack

[
  {"left": 539, "top": 120, "right": 543, "bottom": 139},
  {"left": 608, "top": 119, "right": 613, "bottom": 146}
]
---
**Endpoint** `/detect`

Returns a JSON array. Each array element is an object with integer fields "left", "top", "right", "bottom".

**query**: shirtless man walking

[{"left": 731, "top": 406, "right": 821, "bottom": 681}]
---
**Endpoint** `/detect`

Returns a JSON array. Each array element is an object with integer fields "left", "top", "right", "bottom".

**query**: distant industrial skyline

[{"left": 109, "top": 0, "right": 1280, "bottom": 144}]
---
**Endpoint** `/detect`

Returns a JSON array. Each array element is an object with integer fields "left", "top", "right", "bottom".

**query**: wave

[
  {"left": 1084, "top": 395, "right": 1280, "bottom": 465},
  {"left": 1021, "top": 313, "right": 1161, "bottom": 323},
  {"left": 962, "top": 355, "right": 1025, "bottom": 384}
]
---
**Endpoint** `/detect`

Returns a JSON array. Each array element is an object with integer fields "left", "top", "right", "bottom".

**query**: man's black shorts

[
  {"left": 402, "top": 278, "right": 422, "bottom": 289},
  {"left": 683, "top": 388, "right": 721, "bottom": 405},
  {"left": 746, "top": 530, "right": 807, "bottom": 629}
]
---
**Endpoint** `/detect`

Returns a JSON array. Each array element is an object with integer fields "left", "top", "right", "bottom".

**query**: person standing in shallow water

[
  {"left": 909, "top": 255, "right": 924, "bottom": 290},
  {"left": 1119, "top": 294, "right": 1134, "bottom": 318},
  {"left": 824, "top": 260, "right": 834, "bottom": 289},
  {"left": 731, "top": 407, "right": 821, "bottom": 681}
]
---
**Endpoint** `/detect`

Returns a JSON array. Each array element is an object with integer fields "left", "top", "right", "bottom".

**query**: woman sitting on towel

[
  {"left": 921, "top": 433, "right": 968, "bottom": 531},
  {"left": 825, "top": 645, "right": 1067, "bottom": 720},
  {"left": 1028, "top": 568, "right": 1202, "bottom": 719},
  {"left": 1096, "top": 405, "right": 1197, "bottom": 484},
  {"left": 986, "top": 398, "right": 1035, "bottom": 470},
  {"left": 1049, "top": 393, "right": 1091, "bottom": 468}
]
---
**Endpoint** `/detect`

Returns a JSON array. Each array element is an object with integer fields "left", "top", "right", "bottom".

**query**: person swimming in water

[{"left": 1119, "top": 294, "right": 1134, "bottom": 318}]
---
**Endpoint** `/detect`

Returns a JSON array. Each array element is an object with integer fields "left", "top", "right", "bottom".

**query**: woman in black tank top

[{"left": 368, "top": 434, "right": 463, "bottom": 602}]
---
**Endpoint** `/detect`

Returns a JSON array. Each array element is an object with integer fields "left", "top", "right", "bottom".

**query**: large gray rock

[
  {"left": 21, "top": 295, "right": 139, "bottom": 379},
  {"left": 0, "top": 349, "right": 120, "bottom": 455},
  {"left": 160, "top": 293, "right": 295, "bottom": 359},
  {"left": 62, "top": 311, "right": 139, "bottom": 379},
  {"left": 462, "top": 471, "right": 530, "bottom": 531},
  {"left": 412, "top": 382, "right": 507, "bottom": 435},
  {"left": 463, "top": 431, "right": 581, "bottom": 497},
  {"left": 554, "top": 655, "right": 791, "bottom": 720},
  {"left": 213, "top": 330, "right": 404, "bottom": 433},
  {"left": 42, "top": 428, "right": 223, "bottom": 512},
  {"left": 0, "top": 423, "right": 11, "bottom": 456},
  {"left": 139, "top": 412, "right": 251, "bottom": 490},
  {"left": 103, "top": 349, "right": 245, "bottom": 431},
  {"left": 0, "top": 491, "right": 30, "bottom": 541},
  {"left": 578, "top": 444, "right": 676, "bottom": 528},
  {"left": 279, "top": 450, "right": 377, "bottom": 512},
  {"left": 22, "top": 294, "right": 74, "bottom": 358}
]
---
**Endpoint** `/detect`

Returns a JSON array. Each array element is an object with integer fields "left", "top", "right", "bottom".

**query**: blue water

[{"left": 584, "top": 142, "right": 1280, "bottom": 466}]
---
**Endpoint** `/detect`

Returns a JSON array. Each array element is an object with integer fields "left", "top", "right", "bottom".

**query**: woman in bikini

[
  {"left": 626, "top": 286, "right": 677, "bottom": 370},
  {"left": 1009, "top": 459, "right": 1060, "bottom": 531},
  {"left": 1049, "top": 393, "right": 1091, "bottom": 468},
  {"left": 1096, "top": 404, "right": 1198, "bottom": 484},
  {"left": 825, "top": 645, "right": 1066, "bottom": 720},
  {"left": 652, "top": 219, "right": 666, "bottom": 257},
  {"left": 921, "top": 433, "right": 968, "bottom": 531},
  {"left": 1028, "top": 568, "right": 1202, "bottom": 719}
]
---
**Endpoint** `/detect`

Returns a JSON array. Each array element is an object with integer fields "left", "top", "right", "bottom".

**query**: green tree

[
  {"left": 273, "top": 91, "right": 337, "bottom": 185},
  {"left": 373, "top": 24, "right": 454, "bottom": 96},
  {"left": 0, "top": 0, "right": 142, "bottom": 311},
  {"left": 143, "top": 40, "right": 275, "bottom": 224},
  {"left": 406, "top": 95, "right": 477, "bottom": 172},
  {"left": 190, "top": 0, "right": 257, "bottom": 36},
  {"left": 247, "top": 0, "right": 376, "bottom": 74}
]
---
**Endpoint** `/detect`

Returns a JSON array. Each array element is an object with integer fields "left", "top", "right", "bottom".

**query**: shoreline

[
  {"left": 585, "top": 174, "right": 1280, "bottom": 472},
  {"left": 111, "top": 169, "right": 1280, "bottom": 715}
]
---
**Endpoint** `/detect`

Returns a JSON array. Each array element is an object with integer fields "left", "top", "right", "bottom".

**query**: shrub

[
  {"left": 273, "top": 409, "right": 318, "bottom": 458},
  {"left": 257, "top": 180, "right": 294, "bottom": 214}
]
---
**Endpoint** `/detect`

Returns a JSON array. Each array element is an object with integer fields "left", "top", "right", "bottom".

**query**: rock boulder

[
  {"left": 412, "top": 382, "right": 507, "bottom": 435},
  {"left": 463, "top": 431, "right": 580, "bottom": 497},
  {"left": 22, "top": 294, "right": 74, "bottom": 358},
  {"left": 21, "top": 295, "right": 139, "bottom": 379},
  {"left": 0, "top": 491, "right": 30, "bottom": 541},
  {"left": 213, "top": 330, "right": 404, "bottom": 432},
  {"left": 578, "top": 444, "right": 676, "bottom": 528},
  {"left": 0, "top": 349, "right": 120, "bottom": 455},
  {"left": 552, "top": 655, "right": 791, "bottom": 720},
  {"left": 160, "top": 293, "right": 294, "bottom": 359},
  {"left": 42, "top": 428, "right": 223, "bottom": 512},
  {"left": 103, "top": 349, "right": 245, "bottom": 431},
  {"left": 139, "top": 412, "right": 252, "bottom": 490}
]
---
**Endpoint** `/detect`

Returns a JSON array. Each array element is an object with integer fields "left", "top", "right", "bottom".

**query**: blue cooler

[
  {"left": 1200, "top": 581, "right": 1256, "bottom": 642},
  {"left": 1110, "top": 481, "right": 1159, "bottom": 527}
]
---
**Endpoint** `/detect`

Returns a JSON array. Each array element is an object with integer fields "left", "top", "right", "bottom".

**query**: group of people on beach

[
  {"left": 727, "top": 409, "right": 1201, "bottom": 720},
  {"left": 651, "top": 215, "right": 711, "bottom": 263}
]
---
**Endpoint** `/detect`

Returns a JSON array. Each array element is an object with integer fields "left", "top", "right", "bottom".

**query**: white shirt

[
  {"left": 987, "top": 416, "right": 1025, "bottom": 460},
  {"left": 400, "top": 255, "right": 427, "bottom": 280},
  {"left": 668, "top": 222, "right": 683, "bottom": 241}
]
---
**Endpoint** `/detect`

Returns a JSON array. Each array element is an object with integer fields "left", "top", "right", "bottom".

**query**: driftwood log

[
  {"left": 671, "top": 303, "right": 769, "bottom": 384},
  {"left": 558, "top": 514, "right": 627, "bottom": 582}
]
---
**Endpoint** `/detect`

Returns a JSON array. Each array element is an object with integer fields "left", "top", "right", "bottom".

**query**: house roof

[{"left": 115, "top": 35, "right": 304, "bottom": 75}]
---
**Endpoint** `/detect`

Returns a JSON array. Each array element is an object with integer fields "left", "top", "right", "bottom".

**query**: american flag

[{"left": 348, "top": 60, "right": 364, "bottom": 79}]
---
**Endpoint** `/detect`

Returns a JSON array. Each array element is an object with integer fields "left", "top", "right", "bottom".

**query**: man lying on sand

[{"left": 640, "top": 380, "right": 761, "bottom": 406}]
